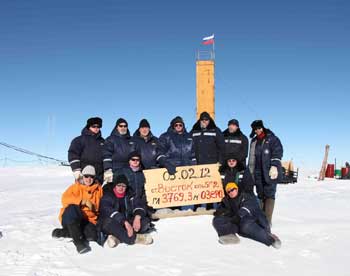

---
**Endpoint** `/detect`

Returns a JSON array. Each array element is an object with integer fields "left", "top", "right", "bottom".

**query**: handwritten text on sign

[{"left": 143, "top": 164, "right": 224, "bottom": 209}]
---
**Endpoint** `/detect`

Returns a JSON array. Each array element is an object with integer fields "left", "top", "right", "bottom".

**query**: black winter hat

[
  {"left": 199, "top": 111, "right": 211, "bottom": 120},
  {"left": 86, "top": 117, "right": 102, "bottom": 128},
  {"left": 228, "top": 119, "right": 239, "bottom": 127},
  {"left": 251, "top": 120, "right": 264, "bottom": 130},
  {"left": 128, "top": 151, "right": 142, "bottom": 161},
  {"left": 139, "top": 119, "right": 150, "bottom": 128},
  {"left": 171, "top": 116, "right": 185, "bottom": 128},
  {"left": 115, "top": 118, "right": 128, "bottom": 127},
  {"left": 114, "top": 174, "right": 129, "bottom": 186}
]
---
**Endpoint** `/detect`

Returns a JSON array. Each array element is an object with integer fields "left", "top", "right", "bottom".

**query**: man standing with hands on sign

[
  {"left": 248, "top": 120, "right": 283, "bottom": 226},
  {"left": 158, "top": 116, "right": 197, "bottom": 174}
]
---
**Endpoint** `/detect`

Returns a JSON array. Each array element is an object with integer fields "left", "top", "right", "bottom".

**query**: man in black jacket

[
  {"left": 191, "top": 111, "right": 225, "bottom": 165},
  {"left": 68, "top": 117, "right": 105, "bottom": 183},
  {"left": 222, "top": 119, "right": 248, "bottom": 166}
]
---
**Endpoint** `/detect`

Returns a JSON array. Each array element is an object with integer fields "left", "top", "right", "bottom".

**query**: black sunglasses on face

[
  {"left": 131, "top": 158, "right": 140, "bottom": 161},
  {"left": 83, "top": 175, "right": 95, "bottom": 179},
  {"left": 174, "top": 123, "right": 183, "bottom": 127},
  {"left": 228, "top": 188, "right": 237, "bottom": 193},
  {"left": 90, "top": 125, "right": 100, "bottom": 129},
  {"left": 118, "top": 124, "right": 127, "bottom": 128}
]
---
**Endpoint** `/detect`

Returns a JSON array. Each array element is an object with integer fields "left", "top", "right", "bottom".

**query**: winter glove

[
  {"left": 231, "top": 215, "right": 241, "bottom": 225},
  {"left": 165, "top": 162, "right": 176, "bottom": 175},
  {"left": 104, "top": 169, "right": 113, "bottom": 183},
  {"left": 81, "top": 199, "right": 94, "bottom": 210},
  {"left": 269, "top": 166, "right": 278, "bottom": 180},
  {"left": 73, "top": 170, "right": 83, "bottom": 181}
]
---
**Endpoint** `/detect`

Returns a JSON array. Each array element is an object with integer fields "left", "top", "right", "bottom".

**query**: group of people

[{"left": 52, "top": 112, "right": 284, "bottom": 253}]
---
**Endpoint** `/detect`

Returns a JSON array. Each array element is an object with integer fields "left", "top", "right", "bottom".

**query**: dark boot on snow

[
  {"left": 67, "top": 223, "right": 91, "bottom": 254},
  {"left": 270, "top": 233, "right": 282, "bottom": 249},
  {"left": 52, "top": 227, "right": 70, "bottom": 239}
]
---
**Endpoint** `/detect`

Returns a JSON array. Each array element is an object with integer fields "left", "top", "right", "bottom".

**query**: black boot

[
  {"left": 52, "top": 227, "right": 70, "bottom": 239},
  {"left": 66, "top": 223, "right": 91, "bottom": 254}
]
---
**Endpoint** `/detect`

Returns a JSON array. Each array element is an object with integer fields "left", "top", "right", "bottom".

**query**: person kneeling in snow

[
  {"left": 213, "top": 182, "right": 281, "bottom": 249},
  {"left": 99, "top": 174, "right": 153, "bottom": 247},
  {"left": 52, "top": 165, "right": 103, "bottom": 254}
]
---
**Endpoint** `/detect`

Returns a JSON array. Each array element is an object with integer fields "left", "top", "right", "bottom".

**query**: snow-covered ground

[{"left": 0, "top": 166, "right": 349, "bottom": 276}]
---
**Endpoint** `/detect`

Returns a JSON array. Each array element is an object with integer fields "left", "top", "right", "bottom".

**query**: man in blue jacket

[
  {"left": 213, "top": 182, "right": 281, "bottom": 248},
  {"left": 99, "top": 175, "right": 153, "bottom": 247},
  {"left": 103, "top": 118, "right": 134, "bottom": 183},
  {"left": 248, "top": 120, "right": 283, "bottom": 226},
  {"left": 132, "top": 119, "right": 162, "bottom": 169}
]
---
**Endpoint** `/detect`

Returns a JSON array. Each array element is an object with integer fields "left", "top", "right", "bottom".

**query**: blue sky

[{"left": 0, "top": 0, "right": 349, "bottom": 169}]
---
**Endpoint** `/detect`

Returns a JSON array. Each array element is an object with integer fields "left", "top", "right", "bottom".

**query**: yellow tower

[{"left": 196, "top": 51, "right": 215, "bottom": 119}]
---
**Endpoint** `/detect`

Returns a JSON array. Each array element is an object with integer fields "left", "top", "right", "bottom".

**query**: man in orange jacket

[{"left": 52, "top": 165, "right": 103, "bottom": 254}]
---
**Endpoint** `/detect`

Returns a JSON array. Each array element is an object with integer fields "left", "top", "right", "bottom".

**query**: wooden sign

[{"left": 143, "top": 164, "right": 224, "bottom": 209}]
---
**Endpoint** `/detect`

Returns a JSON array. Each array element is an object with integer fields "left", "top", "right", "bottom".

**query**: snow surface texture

[{"left": 0, "top": 166, "right": 349, "bottom": 276}]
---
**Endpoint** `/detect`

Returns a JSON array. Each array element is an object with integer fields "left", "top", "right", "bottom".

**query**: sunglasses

[
  {"left": 174, "top": 123, "right": 183, "bottom": 127},
  {"left": 90, "top": 125, "right": 101, "bottom": 129},
  {"left": 116, "top": 183, "right": 127, "bottom": 188},
  {"left": 227, "top": 188, "right": 237, "bottom": 193},
  {"left": 201, "top": 118, "right": 209, "bottom": 121},
  {"left": 83, "top": 174, "right": 95, "bottom": 179},
  {"left": 227, "top": 159, "right": 236, "bottom": 162},
  {"left": 118, "top": 124, "right": 127, "bottom": 128},
  {"left": 130, "top": 158, "right": 140, "bottom": 161}
]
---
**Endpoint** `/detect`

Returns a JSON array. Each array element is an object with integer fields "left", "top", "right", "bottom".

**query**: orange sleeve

[{"left": 61, "top": 183, "right": 82, "bottom": 208}]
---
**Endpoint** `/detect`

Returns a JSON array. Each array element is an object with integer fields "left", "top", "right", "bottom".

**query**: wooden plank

[{"left": 318, "top": 145, "right": 330, "bottom": 181}]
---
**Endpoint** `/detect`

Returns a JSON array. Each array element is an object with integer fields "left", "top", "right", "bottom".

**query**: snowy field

[{"left": 0, "top": 166, "right": 349, "bottom": 276}]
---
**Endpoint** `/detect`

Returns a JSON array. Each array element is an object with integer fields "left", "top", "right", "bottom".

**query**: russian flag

[{"left": 202, "top": 34, "right": 214, "bottom": 45}]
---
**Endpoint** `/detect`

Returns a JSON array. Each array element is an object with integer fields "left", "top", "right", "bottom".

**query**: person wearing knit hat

[
  {"left": 103, "top": 118, "right": 134, "bottom": 183},
  {"left": 222, "top": 118, "right": 249, "bottom": 166},
  {"left": 190, "top": 111, "right": 225, "bottom": 210},
  {"left": 68, "top": 117, "right": 105, "bottom": 184},
  {"left": 52, "top": 165, "right": 103, "bottom": 254},
  {"left": 213, "top": 177, "right": 281, "bottom": 248},
  {"left": 247, "top": 119, "right": 283, "bottom": 226},
  {"left": 190, "top": 111, "right": 225, "bottom": 166},
  {"left": 99, "top": 174, "right": 154, "bottom": 247},
  {"left": 131, "top": 119, "right": 162, "bottom": 169}
]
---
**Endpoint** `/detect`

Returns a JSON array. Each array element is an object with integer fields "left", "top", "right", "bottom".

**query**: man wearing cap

[
  {"left": 213, "top": 182, "right": 281, "bottom": 248},
  {"left": 131, "top": 119, "right": 162, "bottom": 169},
  {"left": 52, "top": 165, "right": 103, "bottom": 254},
  {"left": 158, "top": 116, "right": 196, "bottom": 174},
  {"left": 190, "top": 111, "right": 225, "bottom": 165},
  {"left": 222, "top": 119, "right": 249, "bottom": 166},
  {"left": 68, "top": 117, "right": 105, "bottom": 183},
  {"left": 103, "top": 118, "right": 135, "bottom": 183},
  {"left": 99, "top": 174, "right": 153, "bottom": 247},
  {"left": 248, "top": 120, "right": 283, "bottom": 226}
]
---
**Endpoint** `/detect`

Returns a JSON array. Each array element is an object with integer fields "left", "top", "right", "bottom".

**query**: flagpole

[{"left": 212, "top": 33, "right": 215, "bottom": 59}]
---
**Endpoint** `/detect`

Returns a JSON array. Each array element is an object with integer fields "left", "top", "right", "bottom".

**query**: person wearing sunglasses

[
  {"left": 99, "top": 174, "right": 153, "bottom": 247},
  {"left": 190, "top": 111, "right": 225, "bottom": 166},
  {"left": 248, "top": 120, "right": 283, "bottom": 226},
  {"left": 158, "top": 116, "right": 196, "bottom": 175},
  {"left": 131, "top": 119, "right": 162, "bottom": 169},
  {"left": 52, "top": 165, "right": 103, "bottom": 254},
  {"left": 68, "top": 117, "right": 104, "bottom": 184},
  {"left": 213, "top": 182, "right": 281, "bottom": 249},
  {"left": 219, "top": 153, "right": 255, "bottom": 195},
  {"left": 103, "top": 118, "right": 134, "bottom": 183}
]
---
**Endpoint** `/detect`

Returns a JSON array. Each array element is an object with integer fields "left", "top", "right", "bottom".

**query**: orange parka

[{"left": 59, "top": 181, "right": 103, "bottom": 225}]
